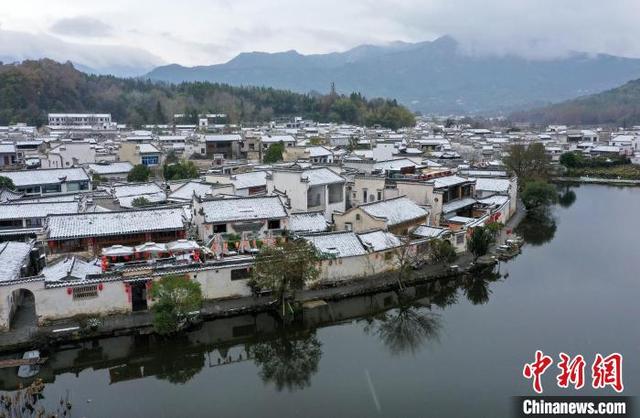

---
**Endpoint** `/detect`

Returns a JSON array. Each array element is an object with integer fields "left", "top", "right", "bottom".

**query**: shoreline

[
  {"left": 0, "top": 205, "right": 527, "bottom": 355},
  {"left": 553, "top": 176, "right": 640, "bottom": 186}
]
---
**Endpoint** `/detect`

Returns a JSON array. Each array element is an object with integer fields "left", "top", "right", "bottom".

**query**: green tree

[
  {"left": 521, "top": 180, "right": 558, "bottom": 210},
  {"left": 91, "top": 173, "right": 103, "bottom": 185},
  {"left": 151, "top": 275, "right": 203, "bottom": 335},
  {"left": 131, "top": 196, "right": 151, "bottom": 207},
  {"left": 503, "top": 143, "right": 551, "bottom": 184},
  {"left": 127, "top": 164, "right": 151, "bottom": 182},
  {"left": 428, "top": 239, "right": 457, "bottom": 264},
  {"left": 0, "top": 176, "right": 15, "bottom": 190},
  {"left": 154, "top": 100, "right": 167, "bottom": 124},
  {"left": 264, "top": 141, "right": 285, "bottom": 164},
  {"left": 250, "top": 239, "right": 320, "bottom": 317},
  {"left": 164, "top": 149, "right": 179, "bottom": 165},
  {"left": 163, "top": 160, "right": 199, "bottom": 180},
  {"left": 466, "top": 226, "right": 495, "bottom": 260},
  {"left": 559, "top": 151, "right": 584, "bottom": 168}
]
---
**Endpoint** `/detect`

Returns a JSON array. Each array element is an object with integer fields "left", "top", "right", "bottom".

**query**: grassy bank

[{"left": 566, "top": 164, "right": 640, "bottom": 180}]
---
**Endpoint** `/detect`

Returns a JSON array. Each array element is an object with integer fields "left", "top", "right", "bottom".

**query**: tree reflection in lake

[
  {"left": 364, "top": 292, "right": 443, "bottom": 356},
  {"left": 463, "top": 270, "right": 502, "bottom": 306},
  {"left": 249, "top": 329, "right": 322, "bottom": 392},
  {"left": 516, "top": 210, "right": 557, "bottom": 246},
  {"left": 558, "top": 189, "right": 576, "bottom": 208}
]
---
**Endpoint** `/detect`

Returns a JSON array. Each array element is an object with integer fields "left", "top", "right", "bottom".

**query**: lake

[{"left": 1, "top": 184, "right": 638, "bottom": 417}]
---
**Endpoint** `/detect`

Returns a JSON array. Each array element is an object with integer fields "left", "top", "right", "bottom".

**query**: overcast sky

[{"left": 1, "top": 0, "right": 640, "bottom": 73}]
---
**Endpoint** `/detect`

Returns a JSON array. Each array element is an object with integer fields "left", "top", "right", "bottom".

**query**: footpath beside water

[
  {"left": 554, "top": 176, "right": 640, "bottom": 186},
  {"left": 0, "top": 204, "right": 526, "bottom": 354}
]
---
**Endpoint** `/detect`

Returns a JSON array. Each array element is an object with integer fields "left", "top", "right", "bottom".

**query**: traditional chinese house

[{"left": 46, "top": 207, "right": 188, "bottom": 255}]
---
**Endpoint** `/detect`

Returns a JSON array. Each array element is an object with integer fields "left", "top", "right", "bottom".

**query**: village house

[
  {"left": 267, "top": 167, "right": 346, "bottom": 220},
  {"left": 260, "top": 135, "right": 296, "bottom": 152},
  {"left": 167, "top": 180, "right": 231, "bottom": 203},
  {"left": 348, "top": 175, "right": 399, "bottom": 207},
  {"left": 86, "top": 162, "right": 134, "bottom": 182},
  {"left": 288, "top": 211, "right": 329, "bottom": 234},
  {"left": 203, "top": 134, "right": 244, "bottom": 159},
  {"left": 1, "top": 167, "right": 91, "bottom": 196},
  {"left": 45, "top": 207, "right": 188, "bottom": 256},
  {"left": 109, "top": 182, "right": 167, "bottom": 209},
  {"left": 192, "top": 195, "right": 288, "bottom": 242},
  {"left": 118, "top": 143, "right": 162, "bottom": 167},
  {"left": 0, "top": 143, "right": 19, "bottom": 168},
  {"left": 205, "top": 171, "right": 269, "bottom": 196},
  {"left": 42, "top": 142, "right": 97, "bottom": 168},
  {"left": 0, "top": 200, "right": 82, "bottom": 241},
  {"left": 0, "top": 253, "right": 257, "bottom": 331},
  {"left": 302, "top": 230, "right": 406, "bottom": 282},
  {"left": 334, "top": 196, "right": 428, "bottom": 234}
]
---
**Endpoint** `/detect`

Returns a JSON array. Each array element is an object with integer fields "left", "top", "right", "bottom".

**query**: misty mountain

[
  {"left": 145, "top": 36, "right": 640, "bottom": 114},
  {"left": 510, "top": 77, "right": 640, "bottom": 126}
]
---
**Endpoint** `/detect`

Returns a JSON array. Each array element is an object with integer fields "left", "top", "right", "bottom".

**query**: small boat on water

[{"left": 17, "top": 350, "right": 41, "bottom": 378}]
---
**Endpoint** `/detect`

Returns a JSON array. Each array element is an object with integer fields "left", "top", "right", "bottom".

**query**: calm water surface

[{"left": 2, "top": 184, "right": 638, "bottom": 417}]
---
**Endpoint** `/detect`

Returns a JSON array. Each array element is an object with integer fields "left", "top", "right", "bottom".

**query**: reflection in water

[
  {"left": 516, "top": 210, "right": 557, "bottom": 246},
  {"left": 249, "top": 330, "right": 322, "bottom": 392},
  {"left": 153, "top": 335, "right": 206, "bottom": 385},
  {"left": 366, "top": 301, "right": 442, "bottom": 356},
  {"left": 0, "top": 269, "right": 506, "bottom": 397},
  {"left": 558, "top": 189, "right": 576, "bottom": 208},
  {"left": 463, "top": 271, "right": 502, "bottom": 306}
]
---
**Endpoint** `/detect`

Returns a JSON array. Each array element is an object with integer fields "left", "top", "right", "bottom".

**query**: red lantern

[
  {"left": 98, "top": 283, "right": 104, "bottom": 291},
  {"left": 67, "top": 287, "right": 73, "bottom": 295}
]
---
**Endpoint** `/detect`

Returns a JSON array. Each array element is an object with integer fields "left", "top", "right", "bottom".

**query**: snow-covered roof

[
  {"left": 261, "top": 135, "right": 295, "bottom": 143},
  {"left": 307, "top": 146, "right": 333, "bottom": 157},
  {"left": 592, "top": 145, "right": 621, "bottom": 153},
  {"left": 168, "top": 181, "right": 214, "bottom": 201},
  {"left": 0, "top": 188, "right": 23, "bottom": 203},
  {"left": 360, "top": 197, "right": 428, "bottom": 226},
  {"left": 374, "top": 158, "right": 419, "bottom": 171},
  {"left": 113, "top": 183, "right": 167, "bottom": 207},
  {"left": 357, "top": 230, "right": 402, "bottom": 252},
  {"left": 41, "top": 257, "right": 101, "bottom": 282},
  {"left": 289, "top": 212, "right": 329, "bottom": 233},
  {"left": 0, "top": 144, "right": 16, "bottom": 154},
  {"left": 433, "top": 175, "right": 474, "bottom": 189},
  {"left": 303, "top": 231, "right": 367, "bottom": 258},
  {"left": 474, "top": 178, "right": 511, "bottom": 193},
  {"left": 47, "top": 207, "right": 186, "bottom": 239},
  {"left": 0, "top": 241, "right": 32, "bottom": 282},
  {"left": 0, "top": 201, "right": 79, "bottom": 221},
  {"left": 204, "top": 134, "right": 242, "bottom": 142},
  {"left": 87, "top": 162, "right": 134, "bottom": 175},
  {"left": 232, "top": 171, "right": 268, "bottom": 190},
  {"left": 478, "top": 195, "right": 510, "bottom": 207},
  {"left": 138, "top": 143, "right": 160, "bottom": 154},
  {"left": 460, "top": 170, "right": 508, "bottom": 178},
  {"left": 199, "top": 196, "right": 287, "bottom": 223},
  {"left": 1, "top": 168, "right": 89, "bottom": 187},
  {"left": 442, "top": 197, "right": 477, "bottom": 214},
  {"left": 301, "top": 168, "right": 344, "bottom": 186},
  {"left": 412, "top": 225, "right": 449, "bottom": 239}
]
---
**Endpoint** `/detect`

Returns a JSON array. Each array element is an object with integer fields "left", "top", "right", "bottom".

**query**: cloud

[
  {"left": 3, "top": 0, "right": 640, "bottom": 67},
  {"left": 0, "top": 29, "right": 163, "bottom": 76},
  {"left": 50, "top": 16, "right": 112, "bottom": 38}
]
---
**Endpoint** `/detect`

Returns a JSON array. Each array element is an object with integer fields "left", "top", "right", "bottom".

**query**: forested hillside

[
  {"left": 510, "top": 78, "right": 640, "bottom": 126},
  {"left": 0, "top": 59, "right": 415, "bottom": 129}
]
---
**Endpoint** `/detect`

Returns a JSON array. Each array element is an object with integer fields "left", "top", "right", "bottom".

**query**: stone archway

[{"left": 10, "top": 289, "right": 37, "bottom": 330}]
